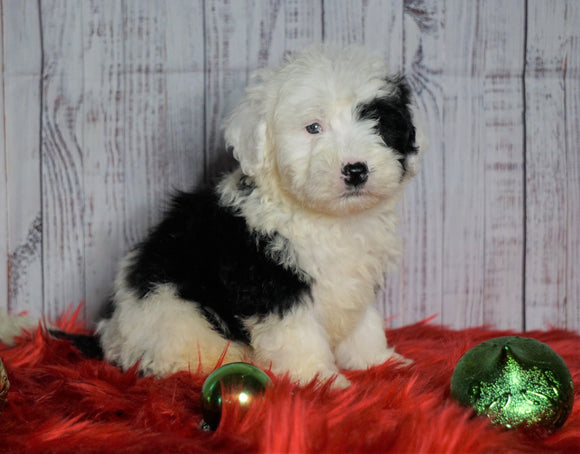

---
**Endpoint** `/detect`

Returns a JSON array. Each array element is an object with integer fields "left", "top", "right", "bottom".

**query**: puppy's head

[{"left": 224, "top": 45, "right": 425, "bottom": 216}]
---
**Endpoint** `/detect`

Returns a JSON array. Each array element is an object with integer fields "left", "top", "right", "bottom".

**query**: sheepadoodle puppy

[{"left": 97, "top": 45, "right": 424, "bottom": 388}]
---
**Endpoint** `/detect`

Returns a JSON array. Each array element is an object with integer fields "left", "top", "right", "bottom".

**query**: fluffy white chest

[
  {"left": 281, "top": 210, "right": 401, "bottom": 345},
  {"left": 219, "top": 171, "right": 402, "bottom": 345}
]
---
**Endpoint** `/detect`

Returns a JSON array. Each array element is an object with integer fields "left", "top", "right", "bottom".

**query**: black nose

[{"left": 342, "top": 162, "right": 369, "bottom": 187}]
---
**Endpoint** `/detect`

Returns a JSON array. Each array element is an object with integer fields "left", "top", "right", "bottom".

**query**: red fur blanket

[{"left": 1, "top": 309, "right": 578, "bottom": 453}]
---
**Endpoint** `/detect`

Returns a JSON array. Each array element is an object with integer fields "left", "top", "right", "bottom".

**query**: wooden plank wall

[{"left": 0, "top": 0, "right": 578, "bottom": 332}]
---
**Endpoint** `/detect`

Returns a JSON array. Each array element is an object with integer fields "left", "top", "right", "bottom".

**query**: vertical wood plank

[
  {"left": 525, "top": 0, "right": 580, "bottom": 330},
  {"left": 40, "top": 0, "right": 86, "bottom": 319},
  {"left": 384, "top": 0, "right": 526, "bottom": 330},
  {"left": 321, "top": 0, "right": 403, "bottom": 64},
  {"left": 384, "top": 0, "right": 446, "bottom": 327},
  {"left": 564, "top": 2, "right": 580, "bottom": 332},
  {"left": 120, "top": 0, "right": 204, "bottom": 245},
  {"left": 322, "top": 0, "right": 368, "bottom": 45},
  {"left": 121, "top": 0, "right": 171, "bottom": 246},
  {"left": 280, "top": 0, "right": 322, "bottom": 52},
  {"left": 441, "top": 0, "right": 525, "bottom": 329},
  {"left": 440, "top": 2, "right": 487, "bottom": 328},
  {"left": 81, "top": 0, "right": 126, "bottom": 321},
  {"left": 480, "top": 1, "right": 525, "bottom": 329},
  {"left": 204, "top": 0, "right": 256, "bottom": 180},
  {"left": 1, "top": 0, "right": 43, "bottom": 317},
  {"left": 81, "top": 0, "right": 206, "bottom": 322},
  {"left": 162, "top": 0, "right": 205, "bottom": 191},
  {"left": 0, "top": 2, "right": 6, "bottom": 313}
]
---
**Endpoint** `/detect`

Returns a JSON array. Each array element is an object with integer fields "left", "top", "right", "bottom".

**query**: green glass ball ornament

[
  {"left": 450, "top": 336, "right": 574, "bottom": 436},
  {"left": 200, "top": 362, "right": 272, "bottom": 431},
  {"left": 0, "top": 359, "right": 9, "bottom": 415}
]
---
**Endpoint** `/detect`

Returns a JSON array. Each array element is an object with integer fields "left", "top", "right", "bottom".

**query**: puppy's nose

[{"left": 342, "top": 162, "right": 369, "bottom": 187}]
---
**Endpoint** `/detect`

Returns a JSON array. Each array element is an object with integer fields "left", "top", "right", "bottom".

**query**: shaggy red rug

[{"left": 0, "top": 308, "right": 579, "bottom": 453}]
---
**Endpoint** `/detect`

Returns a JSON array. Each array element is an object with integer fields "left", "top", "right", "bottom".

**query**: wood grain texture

[
  {"left": 383, "top": 0, "right": 445, "bottom": 328},
  {"left": 383, "top": 0, "right": 526, "bottom": 330},
  {"left": 81, "top": 0, "right": 127, "bottom": 322},
  {"left": 1, "top": 0, "right": 577, "bottom": 331},
  {"left": 0, "top": 4, "right": 6, "bottom": 313},
  {"left": 2, "top": 0, "right": 44, "bottom": 317},
  {"left": 480, "top": 0, "right": 525, "bottom": 329},
  {"left": 117, "top": 0, "right": 206, "bottom": 271},
  {"left": 40, "top": 0, "right": 86, "bottom": 319},
  {"left": 564, "top": 1, "right": 580, "bottom": 331},
  {"left": 204, "top": 0, "right": 270, "bottom": 180},
  {"left": 525, "top": 0, "right": 580, "bottom": 331},
  {"left": 121, "top": 0, "right": 173, "bottom": 245}
]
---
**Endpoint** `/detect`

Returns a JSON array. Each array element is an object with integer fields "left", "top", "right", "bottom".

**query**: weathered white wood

[
  {"left": 441, "top": 3, "right": 488, "bottom": 329},
  {"left": 279, "top": 0, "right": 322, "bottom": 52},
  {"left": 121, "top": 0, "right": 174, "bottom": 245},
  {"left": 0, "top": 3, "right": 6, "bottom": 314},
  {"left": 40, "top": 0, "right": 86, "bottom": 319},
  {"left": 81, "top": 0, "right": 127, "bottom": 322},
  {"left": 204, "top": 0, "right": 257, "bottom": 179},
  {"left": 2, "top": 0, "right": 44, "bottom": 317},
  {"left": 383, "top": 0, "right": 526, "bottom": 330},
  {"left": 321, "top": 0, "right": 404, "bottom": 72},
  {"left": 525, "top": 0, "right": 580, "bottom": 331},
  {"left": 322, "top": 0, "right": 403, "bottom": 58},
  {"left": 383, "top": 0, "right": 445, "bottom": 328},
  {"left": 1, "top": 0, "right": 578, "bottom": 332},
  {"left": 443, "top": 1, "right": 525, "bottom": 330},
  {"left": 81, "top": 0, "right": 207, "bottom": 322},
  {"left": 480, "top": 1, "right": 525, "bottom": 329},
  {"left": 564, "top": 2, "right": 580, "bottom": 332},
  {"left": 162, "top": 0, "right": 206, "bottom": 190}
]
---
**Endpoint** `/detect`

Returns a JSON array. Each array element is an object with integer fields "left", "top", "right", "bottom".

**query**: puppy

[{"left": 97, "top": 45, "right": 424, "bottom": 388}]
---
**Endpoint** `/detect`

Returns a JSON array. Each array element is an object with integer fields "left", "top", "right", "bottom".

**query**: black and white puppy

[{"left": 97, "top": 45, "right": 424, "bottom": 388}]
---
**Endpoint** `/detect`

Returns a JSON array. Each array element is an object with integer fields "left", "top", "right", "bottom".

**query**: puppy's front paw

[
  {"left": 336, "top": 344, "right": 412, "bottom": 371},
  {"left": 289, "top": 368, "right": 351, "bottom": 389},
  {"left": 389, "top": 351, "right": 413, "bottom": 368},
  {"left": 371, "top": 348, "right": 413, "bottom": 370},
  {"left": 329, "top": 373, "right": 351, "bottom": 389},
  {"left": 312, "top": 369, "right": 351, "bottom": 389}
]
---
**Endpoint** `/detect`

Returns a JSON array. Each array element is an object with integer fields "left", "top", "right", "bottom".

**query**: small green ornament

[
  {"left": 0, "top": 359, "right": 9, "bottom": 414},
  {"left": 200, "top": 362, "right": 271, "bottom": 430},
  {"left": 450, "top": 336, "right": 574, "bottom": 436}
]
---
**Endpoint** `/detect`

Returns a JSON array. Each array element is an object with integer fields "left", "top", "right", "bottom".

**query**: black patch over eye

[
  {"left": 305, "top": 123, "right": 322, "bottom": 134},
  {"left": 357, "top": 76, "right": 418, "bottom": 172}
]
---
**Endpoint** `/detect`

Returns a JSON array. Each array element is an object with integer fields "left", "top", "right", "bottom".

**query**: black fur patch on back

[
  {"left": 357, "top": 76, "right": 418, "bottom": 174},
  {"left": 125, "top": 188, "right": 312, "bottom": 344}
]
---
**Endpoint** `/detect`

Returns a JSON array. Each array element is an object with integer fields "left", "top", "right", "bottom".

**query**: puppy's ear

[
  {"left": 224, "top": 75, "right": 269, "bottom": 177},
  {"left": 387, "top": 76, "right": 428, "bottom": 179},
  {"left": 404, "top": 105, "right": 428, "bottom": 178},
  {"left": 360, "top": 75, "right": 426, "bottom": 178}
]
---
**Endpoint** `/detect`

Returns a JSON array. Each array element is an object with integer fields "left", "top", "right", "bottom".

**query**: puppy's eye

[{"left": 305, "top": 123, "right": 322, "bottom": 134}]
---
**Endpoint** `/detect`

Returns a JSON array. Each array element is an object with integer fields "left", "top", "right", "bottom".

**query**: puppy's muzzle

[{"left": 342, "top": 162, "right": 369, "bottom": 188}]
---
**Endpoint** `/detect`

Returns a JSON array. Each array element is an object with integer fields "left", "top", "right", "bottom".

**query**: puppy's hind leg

[
  {"left": 334, "top": 304, "right": 411, "bottom": 371},
  {"left": 98, "top": 286, "right": 247, "bottom": 376},
  {"left": 248, "top": 304, "right": 350, "bottom": 388}
]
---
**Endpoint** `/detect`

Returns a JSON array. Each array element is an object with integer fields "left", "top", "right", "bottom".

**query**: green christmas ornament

[
  {"left": 450, "top": 336, "right": 574, "bottom": 436},
  {"left": 200, "top": 362, "right": 272, "bottom": 430},
  {"left": 0, "top": 359, "right": 9, "bottom": 414}
]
